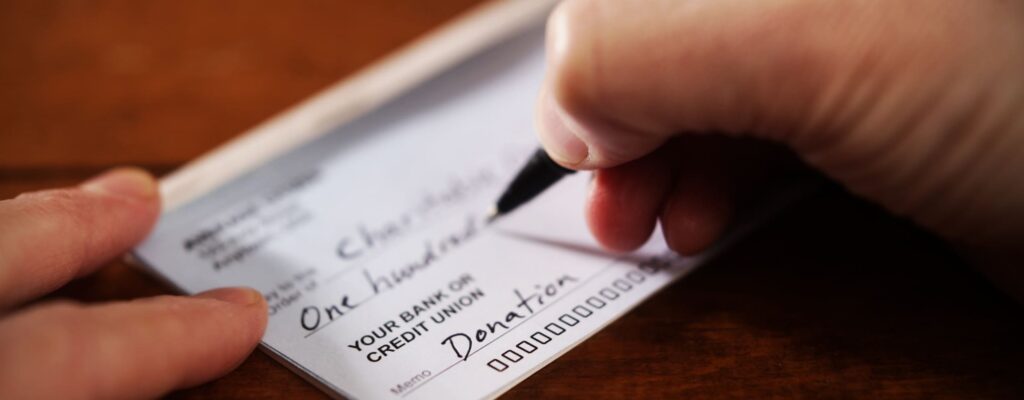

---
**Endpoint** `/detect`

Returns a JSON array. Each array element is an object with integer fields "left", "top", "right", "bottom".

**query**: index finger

[
  {"left": 0, "top": 168, "right": 161, "bottom": 308},
  {"left": 0, "top": 288, "right": 267, "bottom": 399}
]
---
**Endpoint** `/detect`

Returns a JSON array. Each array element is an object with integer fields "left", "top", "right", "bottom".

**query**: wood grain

[{"left": 2, "top": 1, "right": 1022, "bottom": 399}]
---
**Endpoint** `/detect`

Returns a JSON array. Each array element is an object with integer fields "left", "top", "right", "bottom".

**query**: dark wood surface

[{"left": 2, "top": 1, "right": 1023, "bottom": 398}]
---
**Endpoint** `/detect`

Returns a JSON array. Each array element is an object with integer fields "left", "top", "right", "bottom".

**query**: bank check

[{"left": 133, "top": 1, "right": 807, "bottom": 398}]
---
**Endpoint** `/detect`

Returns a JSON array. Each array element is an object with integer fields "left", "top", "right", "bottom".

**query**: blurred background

[{"left": 0, "top": 0, "right": 481, "bottom": 198}]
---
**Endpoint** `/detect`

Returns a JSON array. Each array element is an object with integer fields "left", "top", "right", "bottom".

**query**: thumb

[
  {"left": 537, "top": 0, "right": 836, "bottom": 168},
  {"left": 537, "top": 0, "right": 1024, "bottom": 246}
]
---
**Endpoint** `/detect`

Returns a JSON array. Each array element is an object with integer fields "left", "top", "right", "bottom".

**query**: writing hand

[
  {"left": 537, "top": 1, "right": 1024, "bottom": 296},
  {"left": 0, "top": 168, "right": 267, "bottom": 399}
]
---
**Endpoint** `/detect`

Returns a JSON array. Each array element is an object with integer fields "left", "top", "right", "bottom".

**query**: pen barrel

[{"left": 495, "top": 148, "right": 576, "bottom": 214}]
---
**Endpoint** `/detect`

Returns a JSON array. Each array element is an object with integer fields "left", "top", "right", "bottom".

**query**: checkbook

[{"left": 133, "top": 1, "right": 807, "bottom": 398}]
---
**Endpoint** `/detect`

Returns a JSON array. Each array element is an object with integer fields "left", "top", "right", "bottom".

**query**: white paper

[{"left": 135, "top": 26, "right": 802, "bottom": 399}]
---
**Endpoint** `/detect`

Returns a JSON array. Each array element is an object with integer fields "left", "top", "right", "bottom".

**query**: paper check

[{"left": 134, "top": 4, "right": 805, "bottom": 398}]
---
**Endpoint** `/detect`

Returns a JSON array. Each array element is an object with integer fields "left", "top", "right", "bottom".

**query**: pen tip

[{"left": 484, "top": 206, "right": 500, "bottom": 225}]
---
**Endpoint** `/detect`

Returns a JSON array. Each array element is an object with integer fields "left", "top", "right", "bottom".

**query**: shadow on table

[{"left": 508, "top": 186, "right": 1024, "bottom": 399}]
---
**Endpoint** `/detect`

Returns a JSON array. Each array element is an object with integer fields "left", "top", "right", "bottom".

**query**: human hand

[
  {"left": 537, "top": 0, "right": 1024, "bottom": 299},
  {"left": 0, "top": 168, "right": 268, "bottom": 399}
]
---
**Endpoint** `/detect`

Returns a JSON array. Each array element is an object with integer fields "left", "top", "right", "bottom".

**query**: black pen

[{"left": 486, "top": 148, "right": 577, "bottom": 223}]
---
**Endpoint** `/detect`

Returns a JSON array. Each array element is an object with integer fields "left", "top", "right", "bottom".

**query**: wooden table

[{"left": 2, "top": 1, "right": 1022, "bottom": 398}]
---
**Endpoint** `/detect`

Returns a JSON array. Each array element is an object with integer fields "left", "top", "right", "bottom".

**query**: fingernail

[
  {"left": 81, "top": 168, "right": 158, "bottom": 200},
  {"left": 196, "top": 287, "right": 263, "bottom": 306},
  {"left": 537, "top": 91, "right": 589, "bottom": 166}
]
